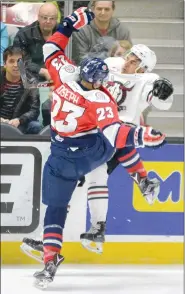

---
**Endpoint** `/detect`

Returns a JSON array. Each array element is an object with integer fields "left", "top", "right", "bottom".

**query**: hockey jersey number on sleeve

[
  {"left": 97, "top": 107, "right": 114, "bottom": 121},
  {"left": 51, "top": 55, "right": 66, "bottom": 71}
]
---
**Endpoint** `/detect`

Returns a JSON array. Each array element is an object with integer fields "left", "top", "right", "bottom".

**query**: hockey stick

[{"left": 17, "top": 58, "right": 53, "bottom": 89}]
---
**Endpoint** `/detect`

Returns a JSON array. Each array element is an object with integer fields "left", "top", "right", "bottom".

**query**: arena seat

[{"left": 39, "top": 125, "right": 50, "bottom": 136}]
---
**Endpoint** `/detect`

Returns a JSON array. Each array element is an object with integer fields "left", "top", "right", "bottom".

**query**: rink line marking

[
  {"left": 1, "top": 241, "right": 183, "bottom": 265},
  {"left": 2, "top": 235, "right": 183, "bottom": 242}
]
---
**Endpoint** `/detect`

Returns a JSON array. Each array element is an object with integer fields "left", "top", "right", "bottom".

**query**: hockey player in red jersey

[{"left": 32, "top": 7, "right": 166, "bottom": 289}]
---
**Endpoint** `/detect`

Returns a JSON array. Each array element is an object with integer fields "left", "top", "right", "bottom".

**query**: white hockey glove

[
  {"left": 134, "top": 126, "right": 166, "bottom": 149},
  {"left": 151, "top": 78, "right": 174, "bottom": 101},
  {"left": 63, "top": 7, "right": 94, "bottom": 31}
]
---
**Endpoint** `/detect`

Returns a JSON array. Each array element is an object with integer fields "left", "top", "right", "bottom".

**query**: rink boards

[{"left": 1, "top": 140, "right": 184, "bottom": 264}]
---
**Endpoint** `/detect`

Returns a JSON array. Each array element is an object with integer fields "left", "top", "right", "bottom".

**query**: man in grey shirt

[{"left": 72, "top": 1, "right": 132, "bottom": 65}]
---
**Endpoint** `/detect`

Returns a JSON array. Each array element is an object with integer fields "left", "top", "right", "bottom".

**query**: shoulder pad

[
  {"left": 83, "top": 90, "right": 111, "bottom": 103},
  {"left": 105, "top": 57, "right": 124, "bottom": 73},
  {"left": 60, "top": 65, "right": 79, "bottom": 81}
]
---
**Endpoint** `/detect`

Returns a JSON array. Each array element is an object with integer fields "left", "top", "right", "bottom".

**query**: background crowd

[{"left": 0, "top": 0, "right": 181, "bottom": 136}]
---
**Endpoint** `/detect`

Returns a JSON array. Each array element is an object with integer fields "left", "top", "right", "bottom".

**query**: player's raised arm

[
  {"left": 42, "top": 7, "right": 94, "bottom": 84},
  {"left": 95, "top": 97, "right": 166, "bottom": 150}
]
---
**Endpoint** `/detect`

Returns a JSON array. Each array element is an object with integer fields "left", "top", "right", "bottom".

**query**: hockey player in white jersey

[{"left": 79, "top": 44, "right": 174, "bottom": 253}]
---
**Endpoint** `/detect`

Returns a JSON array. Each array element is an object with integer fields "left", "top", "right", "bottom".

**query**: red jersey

[{"left": 43, "top": 31, "right": 131, "bottom": 149}]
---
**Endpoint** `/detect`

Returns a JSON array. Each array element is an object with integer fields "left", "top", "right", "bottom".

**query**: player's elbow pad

[
  {"left": 103, "top": 123, "right": 132, "bottom": 149},
  {"left": 115, "top": 125, "right": 166, "bottom": 149}
]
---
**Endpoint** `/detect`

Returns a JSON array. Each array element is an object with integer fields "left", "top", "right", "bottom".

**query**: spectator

[
  {"left": 1, "top": 22, "right": 9, "bottom": 67},
  {"left": 0, "top": 46, "right": 41, "bottom": 134},
  {"left": 72, "top": 1, "right": 132, "bottom": 65},
  {"left": 13, "top": 3, "right": 58, "bottom": 82},
  {"left": 109, "top": 39, "right": 132, "bottom": 57}
]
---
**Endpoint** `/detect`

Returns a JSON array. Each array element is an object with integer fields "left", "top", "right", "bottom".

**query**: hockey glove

[
  {"left": 134, "top": 126, "right": 166, "bottom": 149},
  {"left": 62, "top": 7, "right": 94, "bottom": 31},
  {"left": 152, "top": 78, "right": 174, "bottom": 101}
]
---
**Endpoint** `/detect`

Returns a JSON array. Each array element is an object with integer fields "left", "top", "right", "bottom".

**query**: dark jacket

[
  {"left": 0, "top": 70, "right": 40, "bottom": 125},
  {"left": 13, "top": 21, "right": 57, "bottom": 76},
  {"left": 72, "top": 18, "right": 132, "bottom": 65}
]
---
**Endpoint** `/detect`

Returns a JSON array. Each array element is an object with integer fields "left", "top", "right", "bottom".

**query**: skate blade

[
  {"left": 34, "top": 278, "right": 50, "bottom": 289},
  {"left": 20, "top": 243, "right": 44, "bottom": 263},
  {"left": 81, "top": 239, "right": 103, "bottom": 254}
]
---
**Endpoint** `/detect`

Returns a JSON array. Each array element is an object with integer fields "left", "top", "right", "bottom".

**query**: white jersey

[{"left": 105, "top": 57, "right": 173, "bottom": 124}]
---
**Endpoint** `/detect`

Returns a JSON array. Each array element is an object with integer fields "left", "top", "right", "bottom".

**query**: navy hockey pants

[{"left": 42, "top": 130, "right": 115, "bottom": 208}]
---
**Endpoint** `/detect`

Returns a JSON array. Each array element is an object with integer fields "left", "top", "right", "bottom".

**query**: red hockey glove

[
  {"left": 134, "top": 126, "right": 166, "bottom": 149},
  {"left": 63, "top": 7, "right": 94, "bottom": 31}
]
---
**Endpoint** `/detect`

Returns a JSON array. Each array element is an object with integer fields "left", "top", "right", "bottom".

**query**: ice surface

[{"left": 1, "top": 265, "right": 183, "bottom": 294}]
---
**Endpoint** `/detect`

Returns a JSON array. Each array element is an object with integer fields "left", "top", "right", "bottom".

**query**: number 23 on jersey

[{"left": 51, "top": 92, "right": 114, "bottom": 135}]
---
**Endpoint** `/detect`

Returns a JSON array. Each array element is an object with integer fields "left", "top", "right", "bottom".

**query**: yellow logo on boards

[{"left": 133, "top": 162, "right": 184, "bottom": 212}]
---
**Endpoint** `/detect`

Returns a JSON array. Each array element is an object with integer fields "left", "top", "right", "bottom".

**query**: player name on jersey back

[{"left": 56, "top": 84, "right": 80, "bottom": 104}]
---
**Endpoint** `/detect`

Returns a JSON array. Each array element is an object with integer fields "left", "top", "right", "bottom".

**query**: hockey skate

[
  {"left": 34, "top": 253, "right": 64, "bottom": 289},
  {"left": 131, "top": 173, "right": 160, "bottom": 204},
  {"left": 20, "top": 238, "right": 44, "bottom": 263},
  {"left": 80, "top": 221, "right": 105, "bottom": 254}
]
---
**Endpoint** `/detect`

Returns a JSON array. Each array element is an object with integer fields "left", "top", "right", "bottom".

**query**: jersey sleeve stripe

[
  {"left": 45, "top": 31, "right": 69, "bottom": 53},
  {"left": 116, "top": 124, "right": 134, "bottom": 149}
]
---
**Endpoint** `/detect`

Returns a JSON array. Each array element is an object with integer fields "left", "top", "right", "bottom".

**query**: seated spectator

[
  {"left": 109, "top": 39, "right": 132, "bottom": 57},
  {"left": 13, "top": 3, "right": 58, "bottom": 82},
  {"left": 72, "top": 1, "right": 132, "bottom": 65},
  {"left": 1, "top": 22, "right": 9, "bottom": 67},
  {"left": 0, "top": 46, "right": 41, "bottom": 134}
]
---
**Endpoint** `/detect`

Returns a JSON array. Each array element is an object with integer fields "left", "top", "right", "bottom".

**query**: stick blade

[{"left": 17, "top": 58, "right": 29, "bottom": 88}]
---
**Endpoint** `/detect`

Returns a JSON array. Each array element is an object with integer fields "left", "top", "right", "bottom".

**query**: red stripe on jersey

[
  {"left": 44, "top": 246, "right": 61, "bottom": 253},
  {"left": 118, "top": 148, "right": 137, "bottom": 162},
  {"left": 127, "top": 161, "right": 147, "bottom": 177},
  {"left": 88, "top": 191, "right": 108, "bottom": 196},
  {"left": 74, "top": 11, "right": 86, "bottom": 30},
  {"left": 44, "top": 233, "right": 63, "bottom": 240},
  {"left": 115, "top": 125, "right": 132, "bottom": 149},
  {"left": 47, "top": 32, "right": 69, "bottom": 52}
]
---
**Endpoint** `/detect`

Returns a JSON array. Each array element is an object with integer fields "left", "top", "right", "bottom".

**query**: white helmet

[{"left": 129, "top": 44, "right": 157, "bottom": 72}]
